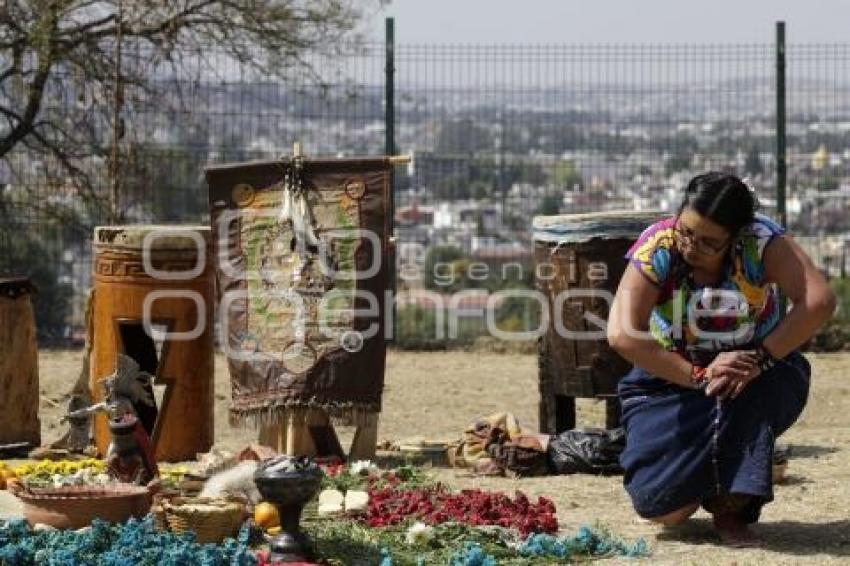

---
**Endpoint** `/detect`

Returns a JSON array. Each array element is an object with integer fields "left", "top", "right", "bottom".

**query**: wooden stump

[
  {"left": 348, "top": 412, "right": 379, "bottom": 461},
  {"left": 258, "top": 409, "right": 378, "bottom": 461},
  {"left": 0, "top": 278, "right": 40, "bottom": 446}
]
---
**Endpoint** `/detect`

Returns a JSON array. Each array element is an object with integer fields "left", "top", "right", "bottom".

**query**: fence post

[
  {"left": 109, "top": 0, "right": 125, "bottom": 223},
  {"left": 385, "top": 17, "right": 397, "bottom": 342},
  {"left": 776, "top": 21, "right": 787, "bottom": 227},
  {"left": 385, "top": 18, "right": 395, "bottom": 161}
]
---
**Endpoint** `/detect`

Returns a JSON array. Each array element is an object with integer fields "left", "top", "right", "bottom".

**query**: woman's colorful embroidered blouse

[{"left": 625, "top": 213, "right": 785, "bottom": 356}]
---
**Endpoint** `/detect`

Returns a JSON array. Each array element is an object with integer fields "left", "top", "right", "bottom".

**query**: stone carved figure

[{"left": 63, "top": 354, "right": 159, "bottom": 484}]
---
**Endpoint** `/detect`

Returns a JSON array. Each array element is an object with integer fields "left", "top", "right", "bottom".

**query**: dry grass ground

[{"left": 9, "top": 349, "right": 850, "bottom": 564}]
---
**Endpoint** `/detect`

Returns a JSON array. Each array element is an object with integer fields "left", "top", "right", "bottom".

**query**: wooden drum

[
  {"left": 534, "top": 211, "right": 660, "bottom": 434},
  {"left": 0, "top": 277, "right": 40, "bottom": 447},
  {"left": 91, "top": 226, "right": 214, "bottom": 462}
]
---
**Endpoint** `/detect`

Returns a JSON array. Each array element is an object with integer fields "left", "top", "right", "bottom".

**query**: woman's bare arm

[
  {"left": 607, "top": 264, "right": 696, "bottom": 387},
  {"left": 761, "top": 235, "right": 838, "bottom": 358}
]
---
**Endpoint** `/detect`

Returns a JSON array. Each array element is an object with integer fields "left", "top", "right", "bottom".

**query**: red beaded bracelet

[{"left": 691, "top": 365, "right": 708, "bottom": 386}]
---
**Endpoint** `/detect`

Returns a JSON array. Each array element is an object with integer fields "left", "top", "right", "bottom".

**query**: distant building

[
  {"left": 433, "top": 201, "right": 503, "bottom": 233},
  {"left": 395, "top": 203, "right": 435, "bottom": 226}
]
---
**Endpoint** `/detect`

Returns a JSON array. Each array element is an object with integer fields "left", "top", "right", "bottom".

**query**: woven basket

[
  {"left": 158, "top": 496, "right": 247, "bottom": 543},
  {"left": 150, "top": 490, "right": 181, "bottom": 532}
]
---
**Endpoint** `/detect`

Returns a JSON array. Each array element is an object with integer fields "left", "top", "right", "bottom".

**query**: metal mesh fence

[{"left": 1, "top": 40, "right": 848, "bottom": 342}]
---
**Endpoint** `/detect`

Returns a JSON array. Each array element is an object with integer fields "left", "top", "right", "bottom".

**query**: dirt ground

[{"left": 12, "top": 349, "right": 850, "bottom": 564}]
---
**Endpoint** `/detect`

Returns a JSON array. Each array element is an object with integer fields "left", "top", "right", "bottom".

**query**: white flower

[
  {"left": 51, "top": 474, "right": 66, "bottom": 488},
  {"left": 405, "top": 521, "right": 434, "bottom": 546},
  {"left": 349, "top": 460, "right": 378, "bottom": 476},
  {"left": 73, "top": 469, "right": 90, "bottom": 484}
]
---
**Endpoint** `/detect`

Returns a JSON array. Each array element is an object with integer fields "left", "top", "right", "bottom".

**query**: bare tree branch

[
  {"left": 0, "top": 7, "right": 60, "bottom": 158},
  {"left": 2, "top": 0, "right": 367, "bottom": 160}
]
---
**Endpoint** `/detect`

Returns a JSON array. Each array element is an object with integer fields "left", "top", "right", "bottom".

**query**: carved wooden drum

[
  {"left": 91, "top": 225, "right": 214, "bottom": 461},
  {"left": 534, "top": 211, "right": 660, "bottom": 434}
]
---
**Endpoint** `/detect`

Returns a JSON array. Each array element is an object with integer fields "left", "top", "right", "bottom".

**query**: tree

[
  {"left": 536, "top": 193, "right": 561, "bottom": 216},
  {"left": 435, "top": 118, "right": 492, "bottom": 155},
  {"left": 665, "top": 151, "right": 692, "bottom": 175},
  {"left": 0, "top": 189, "right": 73, "bottom": 341},
  {"left": 1, "top": 0, "right": 367, "bottom": 220},
  {"left": 495, "top": 294, "right": 541, "bottom": 333},
  {"left": 551, "top": 160, "right": 582, "bottom": 191},
  {"left": 817, "top": 174, "right": 839, "bottom": 192},
  {"left": 423, "top": 245, "right": 471, "bottom": 294}
]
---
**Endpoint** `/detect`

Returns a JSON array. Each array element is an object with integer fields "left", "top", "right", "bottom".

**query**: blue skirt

[{"left": 617, "top": 351, "right": 810, "bottom": 522}]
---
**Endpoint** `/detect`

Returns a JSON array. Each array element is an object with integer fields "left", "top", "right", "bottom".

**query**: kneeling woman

[{"left": 607, "top": 172, "right": 836, "bottom": 545}]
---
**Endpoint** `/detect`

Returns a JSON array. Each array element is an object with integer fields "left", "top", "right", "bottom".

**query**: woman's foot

[{"left": 712, "top": 513, "right": 762, "bottom": 548}]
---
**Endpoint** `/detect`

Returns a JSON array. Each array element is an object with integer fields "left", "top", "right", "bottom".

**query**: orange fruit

[
  {"left": 0, "top": 470, "right": 16, "bottom": 481},
  {"left": 254, "top": 502, "right": 280, "bottom": 529}
]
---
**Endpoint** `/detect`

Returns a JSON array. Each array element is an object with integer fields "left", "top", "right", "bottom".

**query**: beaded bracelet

[
  {"left": 691, "top": 364, "right": 709, "bottom": 388},
  {"left": 755, "top": 343, "right": 778, "bottom": 372}
]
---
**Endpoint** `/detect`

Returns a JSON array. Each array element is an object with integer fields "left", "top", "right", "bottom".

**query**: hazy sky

[{"left": 369, "top": 0, "right": 849, "bottom": 44}]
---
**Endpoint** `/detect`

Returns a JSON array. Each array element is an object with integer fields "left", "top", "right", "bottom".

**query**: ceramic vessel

[
  {"left": 253, "top": 456, "right": 323, "bottom": 562},
  {"left": 11, "top": 484, "right": 152, "bottom": 529}
]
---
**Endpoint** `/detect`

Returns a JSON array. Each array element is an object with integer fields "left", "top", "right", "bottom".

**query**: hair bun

[{"left": 740, "top": 176, "right": 762, "bottom": 211}]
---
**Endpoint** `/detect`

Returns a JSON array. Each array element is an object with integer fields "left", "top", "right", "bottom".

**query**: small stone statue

[
  {"left": 64, "top": 395, "right": 95, "bottom": 453},
  {"left": 62, "top": 354, "right": 159, "bottom": 484}
]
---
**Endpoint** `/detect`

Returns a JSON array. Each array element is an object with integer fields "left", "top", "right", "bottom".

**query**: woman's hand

[{"left": 704, "top": 351, "right": 760, "bottom": 399}]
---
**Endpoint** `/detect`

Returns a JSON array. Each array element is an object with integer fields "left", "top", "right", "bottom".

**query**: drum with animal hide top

[
  {"left": 91, "top": 225, "right": 214, "bottom": 462},
  {"left": 0, "top": 277, "right": 40, "bottom": 447},
  {"left": 534, "top": 211, "right": 660, "bottom": 434}
]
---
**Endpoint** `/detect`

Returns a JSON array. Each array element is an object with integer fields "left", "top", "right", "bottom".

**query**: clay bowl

[{"left": 10, "top": 483, "right": 153, "bottom": 529}]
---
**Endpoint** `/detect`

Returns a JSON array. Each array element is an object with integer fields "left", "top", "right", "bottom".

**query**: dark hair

[{"left": 678, "top": 171, "right": 757, "bottom": 235}]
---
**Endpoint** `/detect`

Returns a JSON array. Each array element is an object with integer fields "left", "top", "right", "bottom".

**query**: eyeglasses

[{"left": 674, "top": 222, "right": 730, "bottom": 256}]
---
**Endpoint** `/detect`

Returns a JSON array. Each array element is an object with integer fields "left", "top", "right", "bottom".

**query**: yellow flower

[{"left": 13, "top": 464, "right": 34, "bottom": 476}]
